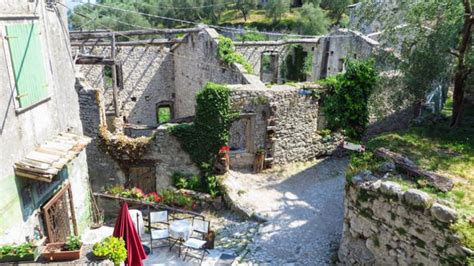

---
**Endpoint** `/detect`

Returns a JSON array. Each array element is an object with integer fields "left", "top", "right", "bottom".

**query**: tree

[
  {"left": 355, "top": 0, "right": 472, "bottom": 127},
  {"left": 296, "top": 3, "right": 329, "bottom": 35},
  {"left": 321, "top": 0, "right": 352, "bottom": 24},
  {"left": 235, "top": 0, "right": 257, "bottom": 21},
  {"left": 265, "top": 0, "right": 291, "bottom": 23}
]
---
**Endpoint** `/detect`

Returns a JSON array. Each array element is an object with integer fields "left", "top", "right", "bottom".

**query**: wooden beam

[
  {"left": 71, "top": 38, "right": 184, "bottom": 47},
  {"left": 374, "top": 148, "right": 454, "bottom": 192},
  {"left": 111, "top": 33, "right": 120, "bottom": 117},
  {"left": 75, "top": 57, "right": 115, "bottom": 65},
  {"left": 70, "top": 28, "right": 201, "bottom": 40}
]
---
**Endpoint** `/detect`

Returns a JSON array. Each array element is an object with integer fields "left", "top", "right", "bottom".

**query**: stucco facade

[{"left": 0, "top": 0, "right": 91, "bottom": 243}]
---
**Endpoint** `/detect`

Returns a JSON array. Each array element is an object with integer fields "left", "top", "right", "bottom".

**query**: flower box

[
  {"left": 0, "top": 243, "right": 40, "bottom": 263},
  {"left": 42, "top": 243, "right": 82, "bottom": 261}
]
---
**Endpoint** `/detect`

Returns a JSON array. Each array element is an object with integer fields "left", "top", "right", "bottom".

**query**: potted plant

[
  {"left": 92, "top": 237, "right": 127, "bottom": 266},
  {"left": 42, "top": 235, "right": 82, "bottom": 261},
  {"left": 0, "top": 242, "right": 39, "bottom": 263},
  {"left": 253, "top": 147, "right": 265, "bottom": 173}
]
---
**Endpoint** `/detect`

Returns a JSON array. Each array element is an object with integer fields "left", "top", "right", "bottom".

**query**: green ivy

[
  {"left": 320, "top": 59, "right": 378, "bottom": 140},
  {"left": 170, "top": 82, "right": 238, "bottom": 177},
  {"left": 217, "top": 36, "right": 254, "bottom": 74}
]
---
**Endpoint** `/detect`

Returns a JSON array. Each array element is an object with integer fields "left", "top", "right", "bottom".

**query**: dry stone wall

[
  {"left": 339, "top": 172, "right": 473, "bottom": 265},
  {"left": 78, "top": 46, "right": 175, "bottom": 125},
  {"left": 230, "top": 84, "right": 342, "bottom": 165}
]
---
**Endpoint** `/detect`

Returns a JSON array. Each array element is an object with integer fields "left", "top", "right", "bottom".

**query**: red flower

[{"left": 219, "top": 146, "right": 230, "bottom": 153}]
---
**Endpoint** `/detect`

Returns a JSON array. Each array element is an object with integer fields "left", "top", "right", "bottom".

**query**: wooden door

[{"left": 128, "top": 166, "right": 156, "bottom": 193}]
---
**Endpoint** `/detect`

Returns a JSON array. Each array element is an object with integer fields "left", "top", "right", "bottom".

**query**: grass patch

[{"left": 347, "top": 100, "right": 474, "bottom": 248}]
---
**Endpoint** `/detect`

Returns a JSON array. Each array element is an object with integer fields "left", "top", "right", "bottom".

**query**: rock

[
  {"left": 379, "top": 181, "right": 402, "bottom": 196},
  {"left": 403, "top": 189, "right": 432, "bottom": 208},
  {"left": 352, "top": 170, "right": 377, "bottom": 185},
  {"left": 430, "top": 203, "right": 457, "bottom": 223},
  {"left": 379, "top": 161, "right": 396, "bottom": 173}
]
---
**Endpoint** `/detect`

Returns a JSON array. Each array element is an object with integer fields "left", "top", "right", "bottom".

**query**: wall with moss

[{"left": 339, "top": 173, "right": 472, "bottom": 265}]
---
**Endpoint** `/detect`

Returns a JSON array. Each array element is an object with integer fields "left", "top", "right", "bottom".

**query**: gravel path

[{"left": 225, "top": 157, "right": 349, "bottom": 265}]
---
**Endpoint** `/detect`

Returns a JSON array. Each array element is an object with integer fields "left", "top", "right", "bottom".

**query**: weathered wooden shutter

[{"left": 6, "top": 22, "right": 48, "bottom": 108}]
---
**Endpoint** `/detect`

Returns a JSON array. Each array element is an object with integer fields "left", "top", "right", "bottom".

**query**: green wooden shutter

[{"left": 6, "top": 22, "right": 48, "bottom": 108}]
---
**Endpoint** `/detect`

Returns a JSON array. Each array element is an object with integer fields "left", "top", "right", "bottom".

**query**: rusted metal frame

[
  {"left": 42, "top": 183, "right": 72, "bottom": 242},
  {"left": 67, "top": 186, "right": 78, "bottom": 236},
  {"left": 93, "top": 192, "right": 204, "bottom": 219}
]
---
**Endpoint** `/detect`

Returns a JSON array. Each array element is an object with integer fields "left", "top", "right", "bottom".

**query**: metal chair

[
  {"left": 182, "top": 217, "right": 210, "bottom": 264},
  {"left": 147, "top": 209, "right": 170, "bottom": 252}
]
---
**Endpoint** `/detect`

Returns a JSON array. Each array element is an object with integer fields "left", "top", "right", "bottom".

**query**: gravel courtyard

[{"left": 224, "top": 157, "right": 349, "bottom": 265}]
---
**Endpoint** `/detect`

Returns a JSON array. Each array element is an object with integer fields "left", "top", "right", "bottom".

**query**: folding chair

[
  {"left": 182, "top": 217, "right": 210, "bottom": 264},
  {"left": 147, "top": 209, "right": 170, "bottom": 253}
]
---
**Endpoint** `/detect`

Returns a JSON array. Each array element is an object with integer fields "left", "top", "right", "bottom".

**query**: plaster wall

[{"left": 0, "top": 0, "right": 90, "bottom": 243}]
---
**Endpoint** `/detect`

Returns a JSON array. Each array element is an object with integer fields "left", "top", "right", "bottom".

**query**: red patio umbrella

[{"left": 113, "top": 202, "right": 147, "bottom": 266}]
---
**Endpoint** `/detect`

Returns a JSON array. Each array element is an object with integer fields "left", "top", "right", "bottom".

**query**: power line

[
  {"left": 70, "top": 5, "right": 251, "bottom": 78},
  {"left": 129, "top": 0, "right": 238, "bottom": 10},
  {"left": 81, "top": 1, "right": 324, "bottom": 39}
]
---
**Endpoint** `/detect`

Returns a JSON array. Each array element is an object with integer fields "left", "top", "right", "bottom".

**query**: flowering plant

[
  {"left": 219, "top": 145, "right": 230, "bottom": 153},
  {"left": 145, "top": 192, "right": 161, "bottom": 203}
]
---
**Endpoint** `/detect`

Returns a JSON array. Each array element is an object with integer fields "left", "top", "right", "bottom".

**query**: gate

[{"left": 42, "top": 183, "right": 77, "bottom": 243}]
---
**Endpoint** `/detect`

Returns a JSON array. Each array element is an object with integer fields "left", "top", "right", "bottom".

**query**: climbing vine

[
  {"left": 217, "top": 36, "right": 254, "bottom": 74},
  {"left": 98, "top": 126, "right": 155, "bottom": 168},
  {"left": 169, "top": 82, "right": 239, "bottom": 175},
  {"left": 320, "top": 59, "right": 378, "bottom": 140}
]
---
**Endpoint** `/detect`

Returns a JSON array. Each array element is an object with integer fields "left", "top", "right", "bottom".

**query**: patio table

[{"left": 169, "top": 219, "right": 192, "bottom": 257}]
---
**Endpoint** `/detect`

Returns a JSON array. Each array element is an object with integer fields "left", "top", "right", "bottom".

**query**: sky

[{"left": 66, "top": 0, "right": 96, "bottom": 9}]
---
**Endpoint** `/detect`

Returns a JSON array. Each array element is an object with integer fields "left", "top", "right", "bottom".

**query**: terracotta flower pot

[{"left": 42, "top": 243, "right": 82, "bottom": 261}]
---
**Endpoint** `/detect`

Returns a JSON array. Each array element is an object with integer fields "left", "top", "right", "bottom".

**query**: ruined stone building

[
  {"left": 72, "top": 25, "right": 414, "bottom": 194},
  {"left": 0, "top": 0, "right": 92, "bottom": 244}
]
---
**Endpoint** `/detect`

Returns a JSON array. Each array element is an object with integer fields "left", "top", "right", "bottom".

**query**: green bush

[
  {"left": 321, "top": 60, "right": 378, "bottom": 140},
  {"left": 217, "top": 36, "right": 253, "bottom": 73},
  {"left": 0, "top": 242, "right": 34, "bottom": 258},
  {"left": 93, "top": 237, "right": 127, "bottom": 266},
  {"left": 65, "top": 235, "right": 82, "bottom": 251}
]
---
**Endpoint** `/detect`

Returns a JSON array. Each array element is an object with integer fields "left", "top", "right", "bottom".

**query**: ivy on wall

[
  {"left": 217, "top": 36, "right": 254, "bottom": 74},
  {"left": 320, "top": 59, "right": 378, "bottom": 140},
  {"left": 169, "top": 82, "right": 239, "bottom": 175}
]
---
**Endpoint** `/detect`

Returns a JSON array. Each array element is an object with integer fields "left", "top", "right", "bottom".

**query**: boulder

[
  {"left": 430, "top": 203, "right": 457, "bottom": 223},
  {"left": 404, "top": 189, "right": 432, "bottom": 208}
]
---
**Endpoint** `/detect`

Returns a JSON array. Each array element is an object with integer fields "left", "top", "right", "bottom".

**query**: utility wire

[
  {"left": 128, "top": 0, "right": 238, "bottom": 10},
  {"left": 81, "top": 1, "right": 325, "bottom": 38}
]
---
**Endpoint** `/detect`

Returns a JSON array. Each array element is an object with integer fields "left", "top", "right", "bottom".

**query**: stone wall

[
  {"left": 78, "top": 46, "right": 175, "bottom": 126},
  {"left": 339, "top": 173, "right": 472, "bottom": 265},
  {"left": 235, "top": 40, "right": 318, "bottom": 83},
  {"left": 313, "top": 29, "right": 377, "bottom": 80},
  {"left": 229, "top": 84, "right": 342, "bottom": 166},
  {"left": 0, "top": 0, "right": 91, "bottom": 243},
  {"left": 173, "top": 28, "right": 249, "bottom": 118}
]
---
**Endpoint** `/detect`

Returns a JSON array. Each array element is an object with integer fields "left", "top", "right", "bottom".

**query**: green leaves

[
  {"left": 217, "top": 36, "right": 254, "bottom": 73},
  {"left": 170, "top": 82, "right": 237, "bottom": 193},
  {"left": 93, "top": 237, "right": 127, "bottom": 265},
  {"left": 321, "top": 59, "right": 378, "bottom": 140}
]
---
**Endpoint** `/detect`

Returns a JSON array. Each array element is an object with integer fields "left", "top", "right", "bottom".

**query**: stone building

[{"left": 0, "top": 0, "right": 92, "bottom": 244}]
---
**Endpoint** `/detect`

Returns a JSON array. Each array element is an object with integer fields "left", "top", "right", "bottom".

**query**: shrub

[
  {"left": 321, "top": 59, "right": 378, "bottom": 140},
  {"left": 217, "top": 36, "right": 253, "bottom": 73},
  {"left": 93, "top": 237, "right": 127, "bottom": 266},
  {"left": 65, "top": 235, "right": 82, "bottom": 251}
]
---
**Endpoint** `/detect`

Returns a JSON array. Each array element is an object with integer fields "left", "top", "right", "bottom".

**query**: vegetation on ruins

[
  {"left": 347, "top": 100, "right": 474, "bottom": 249},
  {"left": 217, "top": 36, "right": 254, "bottom": 73},
  {"left": 355, "top": 0, "right": 474, "bottom": 127},
  {"left": 319, "top": 59, "right": 378, "bottom": 140},
  {"left": 169, "top": 82, "right": 238, "bottom": 195},
  {"left": 98, "top": 126, "right": 156, "bottom": 167}
]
